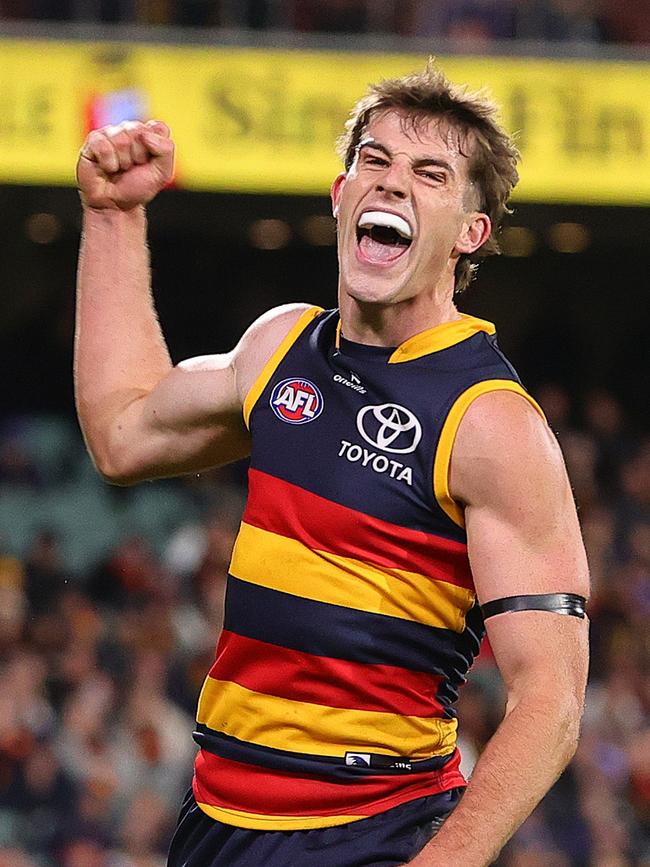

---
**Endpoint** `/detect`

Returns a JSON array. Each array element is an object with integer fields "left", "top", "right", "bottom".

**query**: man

[{"left": 75, "top": 63, "right": 589, "bottom": 866}]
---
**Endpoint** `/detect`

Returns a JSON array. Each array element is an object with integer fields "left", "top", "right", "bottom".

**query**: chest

[{"left": 249, "top": 345, "right": 462, "bottom": 534}]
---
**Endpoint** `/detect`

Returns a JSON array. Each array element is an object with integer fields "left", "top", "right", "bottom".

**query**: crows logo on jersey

[{"left": 270, "top": 378, "right": 324, "bottom": 425}]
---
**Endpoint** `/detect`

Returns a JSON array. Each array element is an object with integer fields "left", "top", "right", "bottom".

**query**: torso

[{"left": 191, "top": 307, "right": 539, "bottom": 831}]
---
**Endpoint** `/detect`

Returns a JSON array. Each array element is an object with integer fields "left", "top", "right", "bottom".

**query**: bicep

[
  {"left": 144, "top": 300, "right": 314, "bottom": 435},
  {"left": 450, "top": 392, "right": 590, "bottom": 701},
  {"left": 146, "top": 352, "right": 242, "bottom": 432},
  {"left": 110, "top": 354, "right": 250, "bottom": 482},
  {"left": 451, "top": 391, "right": 590, "bottom": 604},
  {"left": 104, "top": 302, "right": 312, "bottom": 483}
]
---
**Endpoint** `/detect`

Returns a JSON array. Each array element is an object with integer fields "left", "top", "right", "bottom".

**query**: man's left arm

[{"left": 409, "top": 391, "right": 590, "bottom": 866}]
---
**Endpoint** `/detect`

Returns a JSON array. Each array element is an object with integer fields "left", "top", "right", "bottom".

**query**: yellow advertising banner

[{"left": 0, "top": 38, "right": 648, "bottom": 204}]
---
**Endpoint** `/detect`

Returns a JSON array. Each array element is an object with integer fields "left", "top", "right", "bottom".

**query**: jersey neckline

[
  {"left": 337, "top": 335, "right": 395, "bottom": 360},
  {"left": 335, "top": 313, "right": 496, "bottom": 364}
]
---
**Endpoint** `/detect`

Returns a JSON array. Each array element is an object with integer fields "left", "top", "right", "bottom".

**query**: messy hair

[{"left": 336, "top": 61, "right": 520, "bottom": 293}]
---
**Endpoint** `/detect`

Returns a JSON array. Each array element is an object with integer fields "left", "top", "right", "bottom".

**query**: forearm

[
  {"left": 410, "top": 692, "right": 580, "bottom": 866},
  {"left": 74, "top": 206, "right": 172, "bottom": 470}
]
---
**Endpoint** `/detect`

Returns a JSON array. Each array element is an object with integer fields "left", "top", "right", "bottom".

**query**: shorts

[{"left": 167, "top": 786, "right": 463, "bottom": 867}]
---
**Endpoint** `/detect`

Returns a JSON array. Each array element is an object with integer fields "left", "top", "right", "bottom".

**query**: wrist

[
  {"left": 81, "top": 201, "right": 146, "bottom": 216},
  {"left": 81, "top": 203, "right": 147, "bottom": 229}
]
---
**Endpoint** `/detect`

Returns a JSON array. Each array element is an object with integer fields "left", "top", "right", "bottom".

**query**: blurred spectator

[
  {"left": 615, "top": 439, "right": 650, "bottom": 560},
  {"left": 164, "top": 521, "right": 208, "bottom": 581},
  {"left": 173, "top": 0, "right": 220, "bottom": 27},
  {"left": 580, "top": 504, "right": 615, "bottom": 596},
  {"left": 0, "top": 738, "right": 78, "bottom": 854},
  {"left": 0, "top": 651, "right": 55, "bottom": 746},
  {"left": 512, "top": 0, "right": 605, "bottom": 41},
  {"left": 536, "top": 382, "right": 602, "bottom": 511},
  {"left": 0, "top": 850, "right": 41, "bottom": 867},
  {"left": 0, "top": 555, "right": 27, "bottom": 650},
  {"left": 109, "top": 649, "right": 195, "bottom": 808},
  {"left": 292, "top": 0, "right": 368, "bottom": 33},
  {"left": 1, "top": 0, "right": 647, "bottom": 46},
  {"left": 0, "top": 394, "right": 647, "bottom": 864},
  {"left": 115, "top": 787, "right": 173, "bottom": 863},
  {"left": 411, "top": 0, "right": 516, "bottom": 42},
  {"left": 56, "top": 672, "right": 119, "bottom": 794},
  {"left": 583, "top": 389, "right": 635, "bottom": 499},
  {"left": 600, "top": 0, "right": 650, "bottom": 45},
  {"left": 0, "top": 438, "right": 41, "bottom": 488},
  {"left": 59, "top": 838, "right": 110, "bottom": 867},
  {"left": 88, "top": 535, "right": 170, "bottom": 610},
  {"left": 24, "top": 528, "right": 68, "bottom": 615},
  {"left": 502, "top": 805, "right": 575, "bottom": 865}
]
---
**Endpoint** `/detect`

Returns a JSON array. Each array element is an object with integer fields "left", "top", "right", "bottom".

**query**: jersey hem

[{"left": 192, "top": 770, "right": 467, "bottom": 831}]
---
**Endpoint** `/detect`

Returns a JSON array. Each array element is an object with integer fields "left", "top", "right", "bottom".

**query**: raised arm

[
  {"left": 75, "top": 120, "right": 309, "bottom": 484},
  {"left": 410, "top": 392, "right": 589, "bottom": 866}
]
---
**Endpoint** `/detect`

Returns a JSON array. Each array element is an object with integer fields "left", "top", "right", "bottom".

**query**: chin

[
  {"left": 345, "top": 279, "right": 401, "bottom": 307},
  {"left": 342, "top": 265, "right": 413, "bottom": 307}
]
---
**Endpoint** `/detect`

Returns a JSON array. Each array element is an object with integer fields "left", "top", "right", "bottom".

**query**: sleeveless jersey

[{"left": 192, "top": 307, "right": 544, "bottom": 831}]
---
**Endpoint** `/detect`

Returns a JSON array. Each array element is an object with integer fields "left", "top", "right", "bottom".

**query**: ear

[
  {"left": 330, "top": 172, "right": 347, "bottom": 218},
  {"left": 454, "top": 213, "right": 492, "bottom": 255}
]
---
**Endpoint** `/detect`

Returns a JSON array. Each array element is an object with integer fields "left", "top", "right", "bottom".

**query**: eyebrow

[{"left": 358, "top": 140, "right": 456, "bottom": 178}]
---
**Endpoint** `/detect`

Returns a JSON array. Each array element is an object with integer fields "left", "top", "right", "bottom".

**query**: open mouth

[{"left": 356, "top": 211, "right": 413, "bottom": 265}]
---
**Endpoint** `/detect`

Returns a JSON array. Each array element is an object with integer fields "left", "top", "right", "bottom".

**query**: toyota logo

[{"left": 356, "top": 403, "right": 422, "bottom": 454}]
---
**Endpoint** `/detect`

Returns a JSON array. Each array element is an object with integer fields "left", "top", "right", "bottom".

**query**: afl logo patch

[{"left": 270, "top": 378, "right": 324, "bottom": 425}]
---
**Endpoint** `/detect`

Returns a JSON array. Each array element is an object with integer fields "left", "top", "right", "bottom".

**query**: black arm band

[{"left": 481, "top": 593, "right": 587, "bottom": 620}]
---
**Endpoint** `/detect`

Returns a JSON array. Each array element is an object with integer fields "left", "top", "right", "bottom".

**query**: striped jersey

[{"left": 192, "top": 307, "right": 543, "bottom": 830}]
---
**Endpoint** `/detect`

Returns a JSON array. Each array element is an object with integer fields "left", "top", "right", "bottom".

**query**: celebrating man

[{"left": 75, "top": 63, "right": 589, "bottom": 866}]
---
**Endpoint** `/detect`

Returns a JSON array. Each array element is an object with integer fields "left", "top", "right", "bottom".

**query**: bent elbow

[
  {"left": 94, "top": 456, "right": 140, "bottom": 487},
  {"left": 89, "top": 443, "right": 144, "bottom": 487},
  {"left": 100, "top": 468, "right": 140, "bottom": 487},
  {"left": 557, "top": 696, "right": 585, "bottom": 767}
]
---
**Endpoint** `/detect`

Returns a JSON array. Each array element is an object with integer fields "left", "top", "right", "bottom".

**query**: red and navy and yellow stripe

[
  {"left": 193, "top": 468, "right": 476, "bottom": 829},
  {"left": 192, "top": 308, "right": 543, "bottom": 830}
]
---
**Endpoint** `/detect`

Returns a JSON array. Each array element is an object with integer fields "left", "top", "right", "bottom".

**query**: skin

[
  {"left": 75, "top": 112, "right": 589, "bottom": 867},
  {"left": 331, "top": 110, "right": 490, "bottom": 346}
]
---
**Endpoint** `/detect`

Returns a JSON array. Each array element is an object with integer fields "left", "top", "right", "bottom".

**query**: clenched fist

[{"left": 77, "top": 120, "right": 175, "bottom": 211}]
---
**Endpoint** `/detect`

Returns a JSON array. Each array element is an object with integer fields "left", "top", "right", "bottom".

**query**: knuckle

[
  {"left": 132, "top": 145, "right": 148, "bottom": 164},
  {"left": 122, "top": 120, "right": 144, "bottom": 133},
  {"left": 112, "top": 130, "right": 132, "bottom": 148},
  {"left": 97, "top": 138, "right": 115, "bottom": 157},
  {"left": 85, "top": 131, "right": 104, "bottom": 151}
]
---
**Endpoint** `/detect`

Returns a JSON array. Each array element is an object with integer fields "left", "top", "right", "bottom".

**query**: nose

[{"left": 375, "top": 162, "right": 409, "bottom": 199}]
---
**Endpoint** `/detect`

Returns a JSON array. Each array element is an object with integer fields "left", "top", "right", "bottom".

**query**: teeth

[{"left": 358, "top": 211, "right": 412, "bottom": 240}]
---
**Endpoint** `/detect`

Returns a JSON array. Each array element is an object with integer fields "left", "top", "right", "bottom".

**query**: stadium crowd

[
  {"left": 0, "top": 0, "right": 648, "bottom": 46},
  {"left": 0, "top": 382, "right": 648, "bottom": 866}
]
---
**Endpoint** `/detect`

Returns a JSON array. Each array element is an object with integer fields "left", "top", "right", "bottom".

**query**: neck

[{"left": 338, "top": 286, "right": 461, "bottom": 348}]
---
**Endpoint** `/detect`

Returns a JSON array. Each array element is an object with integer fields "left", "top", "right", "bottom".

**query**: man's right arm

[{"left": 75, "top": 120, "right": 309, "bottom": 485}]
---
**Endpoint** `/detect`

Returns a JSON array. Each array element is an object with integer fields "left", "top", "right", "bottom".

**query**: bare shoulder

[
  {"left": 232, "top": 303, "right": 317, "bottom": 403},
  {"left": 450, "top": 389, "right": 589, "bottom": 603},
  {"left": 169, "top": 303, "right": 315, "bottom": 418},
  {"left": 236, "top": 302, "right": 315, "bottom": 350},
  {"left": 450, "top": 388, "right": 563, "bottom": 511}
]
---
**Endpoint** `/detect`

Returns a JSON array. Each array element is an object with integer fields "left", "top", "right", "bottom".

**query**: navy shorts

[{"left": 167, "top": 786, "right": 463, "bottom": 867}]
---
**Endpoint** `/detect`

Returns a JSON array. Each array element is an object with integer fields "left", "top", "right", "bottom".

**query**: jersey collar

[{"left": 335, "top": 314, "right": 496, "bottom": 363}]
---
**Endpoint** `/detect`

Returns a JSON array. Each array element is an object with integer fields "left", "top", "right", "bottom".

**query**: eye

[
  {"left": 362, "top": 153, "right": 389, "bottom": 168},
  {"left": 417, "top": 170, "right": 446, "bottom": 184}
]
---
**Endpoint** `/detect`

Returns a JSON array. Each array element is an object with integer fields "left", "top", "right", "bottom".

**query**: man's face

[{"left": 331, "top": 108, "right": 490, "bottom": 306}]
